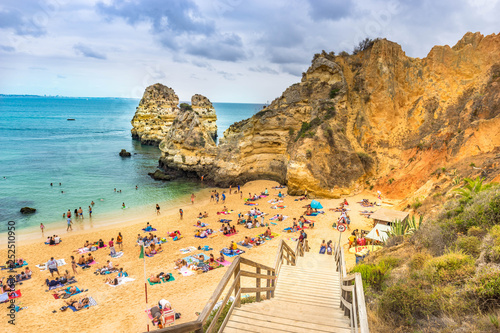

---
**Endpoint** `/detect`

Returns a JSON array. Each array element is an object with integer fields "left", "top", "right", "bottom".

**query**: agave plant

[
  {"left": 387, "top": 215, "right": 422, "bottom": 239},
  {"left": 406, "top": 215, "right": 423, "bottom": 234}
]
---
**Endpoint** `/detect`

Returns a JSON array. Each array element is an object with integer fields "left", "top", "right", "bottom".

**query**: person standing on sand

[
  {"left": 156, "top": 204, "right": 161, "bottom": 215},
  {"left": 67, "top": 217, "right": 73, "bottom": 231},
  {"left": 179, "top": 209, "right": 183, "bottom": 220},
  {"left": 222, "top": 192, "right": 226, "bottom": 204},
  {"left": 40, "top": 223, "right": 45, "bottom": 234},
  {"left": 240, "top": 191, "right": 243, "bottom": 199},
  {"left": 117, "top": 232, "right": 123, "bottom": 250},
  {"left": 229, "top": 185, "right": 232, "bottom": 194},
  {"left": 47, "top": 257, "right": 59, "bottom": 277},
  {"left": 191, "top": 193, "right": 195, "bottom": 204},
  {"left": 70, "top": 256, "right": 78, "bottom": 275},
  {"left": 210, "top": 191, "right": 214, "bottom": 202}
]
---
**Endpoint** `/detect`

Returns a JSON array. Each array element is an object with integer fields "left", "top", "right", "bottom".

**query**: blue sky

[{"left": 0, "top": 0, "right": 498, "bottom": 103}]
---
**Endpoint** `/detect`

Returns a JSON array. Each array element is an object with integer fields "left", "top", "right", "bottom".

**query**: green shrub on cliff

[
  {"left": 422, "top": 251, "right": 475, "bottom": 285},
  {"left": 180, "top": 103, "right": 192, "bottom": 111}
]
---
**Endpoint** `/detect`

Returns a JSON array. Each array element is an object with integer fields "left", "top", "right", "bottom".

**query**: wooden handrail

[
  {"left": 150, "top": 239, "right": 308, "bottom": 333},
  {"left": 334, "top": 242, "right": 370, "bottom": 333}
]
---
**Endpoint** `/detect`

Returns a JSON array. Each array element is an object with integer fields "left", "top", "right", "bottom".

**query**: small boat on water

[{"left": 67, "top": 118, "right": 75, "bottom": 121}]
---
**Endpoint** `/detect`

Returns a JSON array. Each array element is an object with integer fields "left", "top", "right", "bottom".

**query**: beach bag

[
  {"left": 90, "top": 246, "right": 97, "bottom": 251},
  {"left": 319, "top": 246, "right": 326, "bottom": 254}
]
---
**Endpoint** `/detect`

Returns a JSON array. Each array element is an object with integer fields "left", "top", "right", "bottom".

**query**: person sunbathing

[
  {"left": 104, "top": 277, "right": 119, "bottom": 285},
  {"left": 45, "top": 277, "right": 60, "bottom": 287},
  {"left": 203, "top": 211, "right": 209, "bottom": 218},
  {"left": 198, "top": 212, "right": 203, "bottom": 219},
  {"left": 242, "top": 237, "right": 251, "bottom": 246},
  {"left": 145, "top": 247, "right": 152, "bottom": 256},
  {"left": 149, "top": 274, "right": 162, "bottom": 283},
  {"left": 62, "top": 297, "right": 89, "bottom": 311},
  {"left": 86, "top": 253, "right": 94, "bottom": 264},
  {"left": 264, "top": 227, "right": 272, "bottom": 237},
  {"left": 55, "top": 285, "right": 79, "bottom": 297},
  {"left": 174, "top": 259, "right": 187, "bottom": 270},
  {"left": 117, "top": 268, "right": 128, "bottom": 278},
  {"left": 49, "top": 237, "right": 55, "bottom": 245},
  {"left": 217, "top": 253, "right": 225, "bottom": 262},
  {"left": 229, "top": 241, "right": 238, "bottom": 250}
]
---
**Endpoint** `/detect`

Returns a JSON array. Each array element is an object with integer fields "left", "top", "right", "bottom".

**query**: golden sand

[{"left": 0, "top": 180, "right": 389, "bottom": 332}]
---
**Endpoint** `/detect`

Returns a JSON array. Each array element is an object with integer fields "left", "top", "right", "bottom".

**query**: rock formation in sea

[
  {"left": 158, "top": 94, "right": 218, "bottom": 178},
  {"left": 131, "top": 83, "right": 180, "bottom": 146},
  {"left": 132, "top": 32, "right": 500, "bottom": 198}
]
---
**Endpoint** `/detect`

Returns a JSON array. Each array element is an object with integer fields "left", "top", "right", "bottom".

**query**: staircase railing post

[
  {"left": 234, "top": 262, "right": 241, "bottom": 308},
  {"left": 256, "top": 267, "right": 261, "bottom": 302},
  {"left": 266, "top": 270, "right": 271, "bottom": 300}
]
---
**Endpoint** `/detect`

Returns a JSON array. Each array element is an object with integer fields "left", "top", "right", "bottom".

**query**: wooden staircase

[
  {"left": 223, "top": 252, "right": 351, "bottom": 332},
  {"left": 151, "top": 240, "right": 368, "bottom": 333}
]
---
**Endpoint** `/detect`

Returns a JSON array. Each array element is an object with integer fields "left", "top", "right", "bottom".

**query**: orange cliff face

[{"left": 131, "top": 32, "right": 500, "bottom": 199}]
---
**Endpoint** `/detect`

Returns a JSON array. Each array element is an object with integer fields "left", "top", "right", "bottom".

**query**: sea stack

[
  {"left": 131, "top": 83, "right": 180, "bottom": 146},
  {"left": 158, "top": 94, "right": 218, "bottom": 178}
]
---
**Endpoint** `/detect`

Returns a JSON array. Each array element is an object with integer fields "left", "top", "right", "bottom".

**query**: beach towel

[
  {"left": 237, "top": 241, "right": 253, "bottom": 249},
  {"left": 270, "top": 222, "right": 277, "bottom": 225},
  {"left": 77, "top": 247, "right": 90, "bottom": 254},
  {"left": 224, "top": 232, "right": 238, "bottom": 237},
  {"left": 45, "top": 240, "right": 62, "bottom": 245},
  {"left": 179, "top": 246, "right": 197, "bottom": 254},
  {"left": 217, "top": 211, "right": 232, "bottom": 215},
  {"left": 0, "top": 290, "right": 21, "bottom": 304},
  {"left": 194, "top": 222, "right": 208, "bottom": 227},
  {"left": 216, "top": 259, "right": 232, "bottom": 267},
  {"left": 36, "top": 259, "right": 66, "bottom": 271},
  {"left": 221, "top": 248, "right": 245, "bottom": 257},
  {"left": 201, "top": 245, "right": 213, "bottom": 251},
  {"left": 269, "top": 215, "right": 288, "bottom": 221},
  {"left": 46, "top": 279, "right": 77, "bottom": 291},
  {"left": 1, "top": 261, "right": 28, "bottom": 270},
  {"left": 52, "top": 287, "right": 83, "bottom": 299},
  {"left": 244, "top": 202, "right": 258, "bottom": 206},
  {"left": 195, "top": 235, "right": 207, "bottom": 239},
  {"left": 145, "top": 307, "right": 174, "bottom": 320},
  {"left": 107, "top": 277, "right": 135, "bottom": 287},
  {"left": 110, "top": 251, "right": 124, "bottom": 258},
  {"left": 183, "top": 253, "right": 210, "bottom": 263},
  {"left": 142, "top": 228, "right": 157, "bottom": 232},
  {"left": 68, "top": 296, "right": 97, "bottom": 312},
  {"left": 148, "top": 274, "right": 175, "bottom": 285},
  {"left": 219, "top": 219, "right": 232, "bottom": 223},
  {"left": 179, "top": 268, "right": 194, "bottom": 276}
]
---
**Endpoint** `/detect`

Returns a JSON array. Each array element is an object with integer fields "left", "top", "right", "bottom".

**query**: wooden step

[
  {"left": 227, "top": 307, "right": 350, "bottom": 331},
  {"left": 240, "top": 301, "right": 349, "bottom": 321},
  {"left": 279, "top": 267, "right": 337, "bottom": 276},
  {"left": 224, "top": 311, "right": 350, "bottom": 333},
  {"left": 276, "top": 276, "right": 340, "bottom": 287},
  {"left": 274, "top": 288, "right": 340, "bottom": 300},
  {"left": 274, "top": 282, "right": 339, "bottom": 293},
  {"left": 273, "top": 295, "right": 340, "bottom": 308}
]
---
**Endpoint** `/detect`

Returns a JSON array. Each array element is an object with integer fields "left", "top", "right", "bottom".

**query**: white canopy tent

[{"left": 365, "top": 223, "right": 392, "bottom": 242}]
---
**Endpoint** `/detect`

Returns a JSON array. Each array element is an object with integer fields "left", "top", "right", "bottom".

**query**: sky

[{"left": 0, "top": 0, "right": 498, "bottom": 103}]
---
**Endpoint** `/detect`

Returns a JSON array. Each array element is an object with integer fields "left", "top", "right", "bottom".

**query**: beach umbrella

[{"left": 310, "top": 200, "right": 323, "bottom": 209}]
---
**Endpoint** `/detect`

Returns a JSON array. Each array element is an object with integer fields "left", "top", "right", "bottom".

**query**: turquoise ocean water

[{"left": 0, "top": 96, "right": 264, "bottom": 233}]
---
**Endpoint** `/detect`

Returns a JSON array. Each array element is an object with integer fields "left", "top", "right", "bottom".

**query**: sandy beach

[{"left": 0, "top": 180, "right": 391, "bottom": 332}]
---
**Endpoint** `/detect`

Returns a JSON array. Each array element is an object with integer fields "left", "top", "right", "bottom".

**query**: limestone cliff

[
  {"left": 131, "top": 83, "right": 180, "bottom": 146},
  {"left": 158, "top": 95, "right": 218, "bottom": 177},
  {"left": 136, "top": 32, "right": 500, "bottom": 198}
]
